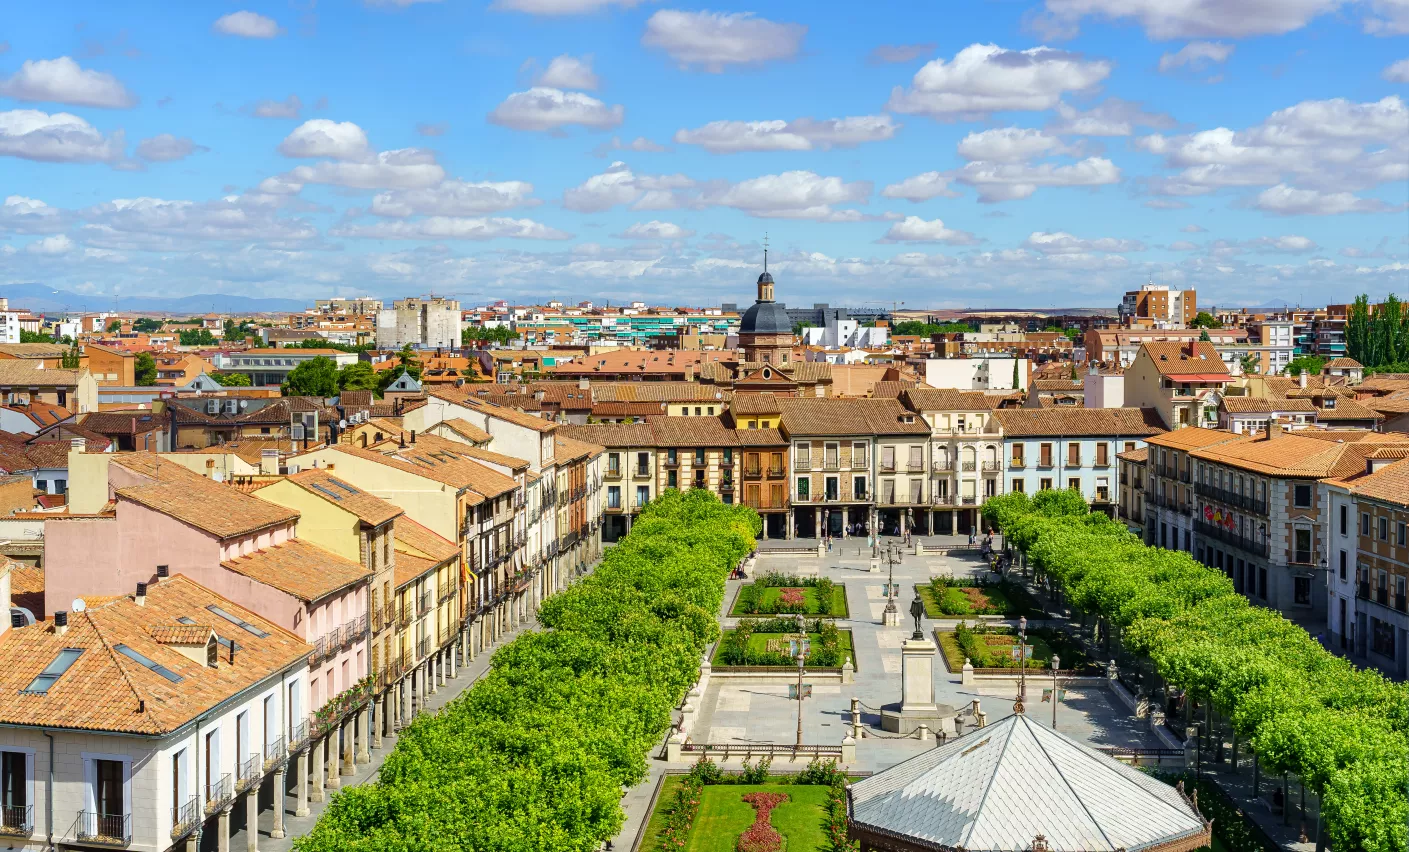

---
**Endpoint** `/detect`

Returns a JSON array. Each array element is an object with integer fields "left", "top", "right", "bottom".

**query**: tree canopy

[
  {"left": 178, "top": 328, "right": 219, "bottom": 347},
  {"left": 281, "top": 356, "right": 340, "bottom": 397},
  {"left": 462, "top": 325, "right": 519, "bottom": 347},
  {"left": 134, "top": 352, "right": 157, "bottom": 386},
  {"left": 892, "top": 320, "right": 972, "bottom": 337},
  {"left": 211, "top": 371, "right": 252, "bottom": 387},
  {"left": 1346, "top": 293, "right": 1409, "bottom": 369},
  {"left": 337, "top": 361, "right": 380, "bottom": 392},
  {"left": 1286, "top": 355, "right": 1325, "bottom": 376},
  {"left": 1190, "top": 312, "right": 1222, "bottom": 329}
]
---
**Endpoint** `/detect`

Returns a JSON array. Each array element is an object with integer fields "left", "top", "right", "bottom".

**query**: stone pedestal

[
  {"left": 881, "top": 601, "right": 900, "bottom": 627},
  {"left": 868, "top": 559, "right": 880, "bottom": 573},
  {"left": 961, "top": 658, "right": 974, "bottom": 686},
  {"left": 881, "top": 637, "right": 955, "bottom": 735}
]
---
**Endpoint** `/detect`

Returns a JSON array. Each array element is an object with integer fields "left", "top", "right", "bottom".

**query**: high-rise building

[
  {"left": 1119, "top": 283, "right": 1197, "bottom": 329},
  {"left": 376, "top": 296, "right": 463, "bottom": 350}
]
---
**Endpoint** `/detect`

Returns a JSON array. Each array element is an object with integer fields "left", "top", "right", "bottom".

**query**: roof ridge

[
  {"left": 960, "top": 713, "right": 1019, "bottom": 849},
  {"left": 1024, "top": 716, "right": 1115, "bottom": 850},
  {"left": 84, "top": 608, "right": 149, "bottom": 716}
]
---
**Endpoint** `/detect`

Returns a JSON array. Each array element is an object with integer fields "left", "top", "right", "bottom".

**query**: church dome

[
  {"left": 757, "top": 271, "right": 774, "bottom": 285},
  {"left": 740, "top": 300, "right": 792, "bottom": 335}
]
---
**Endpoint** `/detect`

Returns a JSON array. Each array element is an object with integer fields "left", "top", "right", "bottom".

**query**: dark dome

[
  {"left": 740, "top": 300, "right": 791, "bottom": 335},
  {"left": 757, "top": 271, "right": 774, "bottom": 285}
]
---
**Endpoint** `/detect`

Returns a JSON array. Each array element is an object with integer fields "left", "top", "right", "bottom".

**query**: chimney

[
  {"left": 577, "top": 377, "right": 589, "bottom": 390},
  {"left": 260, "top": 448, "right": 280, "bottom": 475},
  {"left": 156, "top": 565, "right": 169, "bottom": 582},
  {"left": 1266, "top": 418, "right": 1282, "bottom": 440},
  {"left": 70, "top": 437, "right": 85, "bottom": 453},
  {"left": 54, "top": 611, "right": 68, "bottom": 637},
  {"left": 411, "top": 430, "right": 417, "bottom": 444},
  {"left": 135, "top": 582, "right": 147, "bottom": 607},
  {"left": 1298, "top": 370, "right": 1308, "bottom": 389}
]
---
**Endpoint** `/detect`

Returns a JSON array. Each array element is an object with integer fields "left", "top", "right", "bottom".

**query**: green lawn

[
  {"left": 916, "top": 582, "right": 1029, "bottom": 617},
  {"left": 711, "top": 630, "right": 857, "bottom": 669},
  {"left": 729, "top": 584, "right": 848, "bottom": 617},
  {"left": 936, "top": 629, "right": 1059, "bottom": 670},
  {"left": 639, "top": 778, "right": 833, "bottom": 851}
]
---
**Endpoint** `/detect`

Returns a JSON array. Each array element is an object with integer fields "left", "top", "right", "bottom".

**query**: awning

[{"left": 1167, "top": 374, "right": 1230, "bottom": 382}]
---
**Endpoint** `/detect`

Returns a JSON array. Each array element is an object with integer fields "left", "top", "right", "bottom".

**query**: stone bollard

[
  {"left": 1107, "top": 659, "right": 1118, "bottom": 681},
  {"left": 817, "top": 542, "right": 826, "bottom": 558},
  {"left": 917, "top": 724, "right": 929, "bottom": 742},
  {"left": 1183, "top": 726, "right": 1199, "bottom": 771},
  {"left": 841, "top": 659, "right": 855, "bottom": 684},
  {"left": 976, "top": 710, "right": 987, "bottom": 728},
  {"left": 1149, "top": 709, "right": 1166, "bottom": 736},
  {"left": 667, "top": 729, "right": 685, "bottom": 763},
  {"left": 841, "top": 733, "right": 857, "bottom": 764},
  {"left": 961, "top": 657, "right": 974, "bottom": 686},
  {"left": 971, "top": 698, "right": 981, "bottom": 717},
  {"left": 869, "top": 558, "right": 880, "bottom": 573},
  {"left": 851, "top": 697, "right": 862, "bottom": 739}
]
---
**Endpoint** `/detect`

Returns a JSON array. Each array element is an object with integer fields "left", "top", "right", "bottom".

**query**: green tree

[
  {"left": 1346, "top": 294, "right": 1371, "bottom": 365},
  {"left": 106, "top": 319, "right": 122, "bottom": 333},
  {"left": 1286, "top": 355, "right": 1325, "bottom": 376},
  {"left": 1012, "top": 359, "right": 1020, "bottom": 387},
  {"left": 60, "top": 343, "right": 81, "bottom": 369},
  {"left": 1198, "top": 328, "right": 1211, "bottom": 342},
  {"left": 1376, "top": 294, "right": 1402, "bottom": 366},
  {"left": 281, "top": 356, "right": 340, "bottom": 397},
  {"left": 397, "top": 344, "right": 422, "bottom": 379},
  {"left": 296, "top": 338, "right": 371, "bottom": 354},
  {"left": 790, "top": 321, "right": 814, "bottom": 336},
  {"left": 133, "top": 318, "right": 163, "bottom": 333},
  {"left": 18, "top": 330, "right": 51, "bottom": 343},
  {"left": 337, "top": 361, "right": 380, "bottom": 392},
  {"left": 1069, "top": 361, "right": 1078, "bottom": 380},
  {"left": 178, "top": 328, "right": 219, "bottom": 346},
  {"left": 134, "top": 352, "right": 157, "bottom": 386},
  {"left": 1238, "top": 353, "right": 1259, "bottom": 375},
  {"left": 1190, "top": 312, "right": 1222, "bottom": 329},
  {"left": 211, "top": 371, "right": 252, "bottom": 387}
]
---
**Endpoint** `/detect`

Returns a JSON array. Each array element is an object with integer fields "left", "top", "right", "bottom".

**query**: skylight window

[
  {"left": 115, "top": 644, "right": 184, "bottom": 683},
  {"left": 22, "top": 648, "right": 83, "bottom": 694},
  {"left": 310, "top": 483, "right": 345, "bottom": 501},
  {"left": 206, "top": 605, "right": 269, "bottom": 638}
]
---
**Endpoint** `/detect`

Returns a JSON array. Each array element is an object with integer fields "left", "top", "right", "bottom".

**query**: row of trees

[
  {"left": 298, "top": 489, "right": 759, "bottom": 851},
  {"left": 462, "top": 325, "right": 519, "bottom": 346},
  {"left": 892, "top": 320, "right": 973, "bottom": 337},
  {"left": 1345, "top": 293, "right": 1409, "bottom": 373},
  {"left": 281, "top": 345, "right": 422, "bottom": 397},
  {"left": 981, "top": 491, "right": 1408, "bottom": 852}
]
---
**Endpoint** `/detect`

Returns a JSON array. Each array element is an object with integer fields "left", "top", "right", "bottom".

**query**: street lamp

[
  {"left": 1050, "top": 653, "right": 1060, "bottom": 729},
  {"left": 1016, "top": 616, "right": 1028, "bottom": 713},
  {"left": 881, "top": 543, "right": 901, "bottom": 625},
  {"left": 794, "top": 613, "right": 809, "bottom": 749}
]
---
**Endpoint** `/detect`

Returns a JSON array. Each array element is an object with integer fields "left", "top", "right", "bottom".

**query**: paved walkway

[{"left": 219, "top": 614, "right": 538, "bottom": 852}]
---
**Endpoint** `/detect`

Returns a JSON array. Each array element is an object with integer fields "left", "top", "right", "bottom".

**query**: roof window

[
  {"left": 206, "top": 605, "right": 269, "bottom": 637},
  {"left": 22, "top": 648, "right": 83, "bottom": 694},
  {"left": 115, "top": 644, "right": 184, "bottom": 683}
]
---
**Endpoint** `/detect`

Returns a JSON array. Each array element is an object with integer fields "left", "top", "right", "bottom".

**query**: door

[
  {"left": 1, "top": 752, "right": 25, "bottom": 829},
  {"left": 95, "top": 759, "right": 123, "bottom": 837}
]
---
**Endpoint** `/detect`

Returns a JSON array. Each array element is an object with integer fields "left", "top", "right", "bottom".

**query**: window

[
  {"left": 1371, "top": 617, "right": 1396, "bottom": 659},
  {"left": 1067, "top": 478, "right": 1081, "bottom": 492},
  {"left": 1362, "top": 512, "right": 1371, "bottom": 535},
  {"left": 825, "top": 477, "right": 840, "bottom": 501},
  {"left": 207, "top": 605, "right": 269, "bottom": 637},
  {"left": 1011, "top": 479, "right": 1025, "bottom": 493},
  {"left": 1, "top": 751, "right": 28, "bottom": 831},
  {"left": 607, "top": 453, "right": 620, "bottom": 475},
  {"left": 1067, "top": 444, "right": 1080, "bottom": 466},
  {"left": 852, "top": 442, "right": 867, "bottom": 467},
  {"left": 1379, "top": 516, "right": 1389, "bottom": 541},
  {"left": 1294, "top": 484, "right": 1311, "bottom": 508},
  {"left": 178, "top": 617, "right": 238, "bottom": 656},
  {"left": 636, "top": 485, "right": 650, "bottom": 507},
  {"left": 723, "top": 448, "right": 733, "bottom": 464},
  {"left": 796, "top": 477, "right": 810, "bottom": 500},
  {"left": 1039, "top": 443, "right": 1053, "bottom": 466},
  {"left": 666, "top": 470, "right": 677, "bottom": 488},
  {"left": 1294, "top": 576, "right": 1312, "bottom": 606},
  {"left": 1339, "top": 550, "right": 1347, "bottom": 581},
  {"left": 23, "top": 648, "right": 82, "bottom": 694},
  {"left": 607, "top": 486, "right": 620, "bottom": 509},
  {"left": 1096, "top": 443, "right": 1109, "bottom": 466},
  {"left": 34, "top": 481, "right": 45, "bottom": 493},
  {"left": 824, "top": 443, "right": 839, "bottom": 468},
  {"left": 1340, "top": 505, "right": 1348, "bottom": 536},
  {"left": 1258, "top": 566, "right": 1268, "bottom": 599},
  {"left": 1012, "top": 444, "right": 1024, "bottom": 465},
  {"left": 1399, "top": 522, "right": 1406, "bottom": 548},
  {"left": 1294, "top": 528, "right": 1312, "bottom": 564},
  {"left": 636, "top": 452, "right": 649, "bottom": 475},
  {"left": 852, "top": 476, "right": 867, "bottom": 500},
  {"left": 694, "top": 448, "right": 705, "bottom": 465},
  {"left": 94, "top": 759, "right": 125, "bottom": 828},
  {"left": 1040, "top": 478, "right": 1052, "bottom": 490}
]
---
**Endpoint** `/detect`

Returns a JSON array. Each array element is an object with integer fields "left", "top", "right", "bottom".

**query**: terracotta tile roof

[
  {"left": 339, "top": 390, "right": 375, "bottom": 409},
  {"left": 1190, "top": 432, "right": 1409, "bottom": 478},
  {"left": 0, "top": 574, "right": 309, "bottom": 734},
  {"left": 1355, "top": 376, "right": 1409, "bottom": 394},
  {"left": 22, "top": 441, "right": 73, "bottom": 469},
  {"left": 334, "top": 435, "right": 517, "bottom": 499},
  {"left": 10, "top": 563, "right": 43, "bottom": 596},
  {"left": 436, "top": 418, "right": 491, "bottom": 444},
  {"left": 0, "top": 362, "right": 84, "bottom": 387},
  {"left": 1220, "top": 396, "right": 1317, "bottom": 414},
  {"left": 590, "top": 401, "right": 667, "bottom": 417},
  {"left": 447, "top": 444, "right": 530, "bottom": 470},
  {"left": 1313, "top": 397, "right": 1383, "bottom": 422},
  {"left": 0, "top": 343, "right": 69, "bottom": 359},
  {"left": 869, "top": 381, "right": 917, "bottom": 399},
  {"left": 1364, "top": 393, "right": 1409, "bottom": 414},
  {"left": 1116, "top": 447, "right": 1148, "bottom": 463},
  {"left": 731, "top": 392, "right": 784, "bottom": 414},
  {"left": 557, "top": 423, "right": 656, "bottom": 448},
  {"left": 2, "top": 401, "right": 72, "bottom": 429},
  {"left": 903, "top": 388, "right": 1008, "bottom": 412},
  {"left": 117, "top": 471, "right": 299, "bottom": 539},
  {"left": 646, "top": 416, "right": 741, "bottom": 446},
  {"left": 393, "top": 516, "right": 460, "bottom": 564},
  {"left": 1033, "top": 379, "right": 1084, "bottom": 392},
  {"left": 1138, "top": 341, "right": 1231, "bottom": 377},
  {"left": 592, "top": 382, "right": 732, "bottom": 403},
  {"left": 828, "top": 364, "right": 893, "bottom": 396},
  {"left": 735, "top": 427, "right": 787, "bottom": 446},
  {"left": 221, "top": 538, "right": 370, "bottom": 602},
  {"left": 146, "top": 624, "right": 215, "bottom": 644},
  {"left": 80, "top": 411, "right": 163, "bottom": 435},
  {"left": 1263, "top": 376, "right": 1349, "bottom": 398},
  {"left": 1334, "top": 457, "right": 1409, "bottom": 506},
  {"left": 778, "top": 398, "right": 928, "bottom": 436},
  {"left": 393, "top": 552, "right": 439, "bottom": 588},
  {"left": 1030, "top": 395, "right": 1085, "bottom": 409},
  {"left": 992, "top": 407, "right": 1167, "bottom": 438},
  {"left": 553, "top": 434, "right": 602, "bottom": 463},
  {"left": 1322, "top": 357, "right": 1362, "bottom": 369},
  {"left": 1146, "top": 427, "right": 1246, "bottom": 451},
  {"left": 427, "top": 387, "right": 558, "bottom": 433},
  {"left": 282, "top": 469, "right": 403, "bottom": 526}
]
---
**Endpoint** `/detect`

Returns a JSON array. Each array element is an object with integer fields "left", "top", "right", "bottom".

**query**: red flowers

[
  {"left": 777, "top": 587, "right": 806, "bottom": 613},
  {"left": 737, "top": 792, "right": 788, "bottom": 852}
]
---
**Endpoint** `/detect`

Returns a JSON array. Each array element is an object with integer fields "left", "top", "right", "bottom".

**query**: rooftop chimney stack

[
  {"left": 1266, "top": 418, "right": 1282, "bottom": 440},
  {"left": 54, "top": 611, "right": 68, "bottom": 637},
  {"left": 156, "top": 565, "right": 169, "bottom": 582},
  {"left": 1298, "top": 371, "right": 1308, "bottom": 389},
  {"left": 135, "top": 582, "right": 147, "bottom": 607}
]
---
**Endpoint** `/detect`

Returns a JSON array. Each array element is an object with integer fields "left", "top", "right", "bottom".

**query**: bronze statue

[{"left": 910, "top": 592, "right": 925, "bottom": 639}]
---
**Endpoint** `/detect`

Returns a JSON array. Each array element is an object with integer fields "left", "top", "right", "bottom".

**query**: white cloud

[
  {"left": 954, "top": 157, "right": 1121, "bottom": 202},
  {"left": 536, "top": 55, "right": 599, "bottom": 90},
  {"left": 1047, "top": 98, "right": 1175, "bottom": 136},
  {"left": 248, "top": 95, "right": 303, "bottom": 119},
  {"left": 867, "top": 43, "right": 936, "bottom": 64},
  {"left": 0, "top": 109, "right": 125, "bottom": 164},
  {"left": 643, "top": 10, "right": 806, "bottom": 72},
  {"left": 279, "top": 119, "right": 371, "bottom": 160},
  {"left": 79, "top": 195, "right": 318, "bottom": 250},
  {"left": 490, "top": 0, "right": 646, "bottom": 13},
  {"left": 487, "top": 87, "right": 624, "bottom": 131},
  {"left": 713, "top": 171, "right": 872, "bottom": 221},
  {"left": 1138, "top": 96, "right": 1409, "bottom": 201},
  {"left": 617, "top": 220, "right": 695, "bottom": 240},
  {"left": 0, "top": 57, "right": 136, "bottom": 108},
  {"left": 880, "top": 216, "right": 977, "bottom": 244},
  {"left": 0, "top": 196, "right": 66, "bottom": 234},
  {"left": 674, "top": 115, "right": 897, "bottom": 153},
  {"left": 1365, "top": 0, "right": 1409, "bottom": 34},
  {"left": 25, "top": 234, "right": 73, "bottom": 255},
  {"left": 880, "top": 172, "right": 961, "bottom": 202},
  {"left": 562, "top": 162, "right": 696, "bottom": 212},
  {"left": 1022, "top": 231, "right": 1146, "bottom": 253},
  {"left": 1158, "top": 41, "right": 1234, "bottom": 72},
  {"left": 136, "top": 134, "right": 204, "bottom": 162},
  {"left": 1247, "top": 235, "right": 1319, "bottom": 252},
  {"left": 213, "top": 11, "right": 282, "bottom": 38},
  {"left": 1169, "top": 240, "right": 1199, "bottom": 251},
  {"left": 592, "top": 136, "right": 669, "bottom": 157},
  {"left": 1384, "top": 58, "right": 1409, "bottom": 82},
  {"left": 1253, "top": 184, "right": 1391, "bottom": 215},
  {"left": 887, "top": 43, "right": 1110, "bottom": 118},
  {"left": 331, "top": 216, "right": 573, "bottom": 241},
  {"left": 284, "top": 149, "right": 445, "bottom": 190},
  {"left": 957, "top": 128, "right": 1069, "bottom": 163},
  {"left": 369, "top": 180, "right": 539, "bottom": 216},
  {"left": 1036, "top": 0, "right": 1344, "bottom": 39}
]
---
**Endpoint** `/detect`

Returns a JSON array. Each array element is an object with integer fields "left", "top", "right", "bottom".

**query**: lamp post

[
  {"left": 881, "top": 543, "right": 901, "bottom": 625},
  {"left": 794, "top": 613, "right": 809, "bottom": 749},
  {"left": 1051, "top": 653, "right": 1060, "bottom": 729},
  {"left": 1016, "top": 616, "right": 1028, "bottom": 712}
]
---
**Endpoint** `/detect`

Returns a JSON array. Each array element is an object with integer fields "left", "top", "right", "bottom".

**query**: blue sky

[{"left": 0, "top": 0, "right": 1406, "bottom": 310}]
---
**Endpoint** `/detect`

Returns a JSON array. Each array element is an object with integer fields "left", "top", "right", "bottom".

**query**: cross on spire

[{"left": 763, "top": 233, "right": 769, "bottom": 272}]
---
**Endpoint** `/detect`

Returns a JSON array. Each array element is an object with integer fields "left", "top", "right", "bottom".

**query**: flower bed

[
  {"left": 730, "top": 577, "right": 848, "bottom": 617},
  {"left": 712, "top": 619, "right": 856, "bottom": 669},
  {"left": 737, "top": 792, "right": 787, "bottom": 852},
  {"left": 936, "top": 621, "right": 1094, "bottom": 672},
  {"left": 915, "top": 576, "right": 1038, "bottom": 617}
]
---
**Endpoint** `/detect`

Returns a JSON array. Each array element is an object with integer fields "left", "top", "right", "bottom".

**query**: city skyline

[{"left": 0, "top": 0, "right": 1406, "bottom": 309}]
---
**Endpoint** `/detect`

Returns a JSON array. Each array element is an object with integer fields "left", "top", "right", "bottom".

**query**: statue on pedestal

[{"left": 910, "top": 592, "right": 925, "bottom": 640}]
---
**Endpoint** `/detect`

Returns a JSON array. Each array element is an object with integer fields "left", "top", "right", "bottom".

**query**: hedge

[
  {"left": 982, "top": 490, "right": 1408, "bottom": 852},
  {"left": 297, "top": 489, "right": 759, "bottom": 852}
]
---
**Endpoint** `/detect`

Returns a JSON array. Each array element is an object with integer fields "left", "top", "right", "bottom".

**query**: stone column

[
  {"left": 341, "top": 718, "right": 356, "bottom": 775},
  {"left": 356, "top": 705, "right": 371, "bottom": 764},
  {"left": 217, "top": 807, "right": 231, "bottom": 852},
  {"left": 325, "top": 731, "right": 341, "bottom": 790},
  {"left": 449, "top": 644, "right": 458, "bottom": 678},
  {"left": 373, "top": 692, "right": 386, "bottom": 749},
  {"left": 271, "top": 769, "right": 287, "bottom": 838},
  {"left": 310, "top": 737, "right": 325, "bottom": 802},
  {"left": 295, "top": 750, "right": 310, "bottom": 817},
  {"left": 428, "top": 657, "right": 439, "bottom": 696},
  {"left": 400, "top": 676, "right": 411, "bottom": 727},
  {"left": 245, "top": 789, "right": 259, "bottom": 852},
  {"left": 186, "top": 835, "right": 198, "bottom": 852}
]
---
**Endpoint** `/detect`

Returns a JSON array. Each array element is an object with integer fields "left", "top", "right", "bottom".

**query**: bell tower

[{"left": 758, "top": 237, "right": 775, "bottom": 302}]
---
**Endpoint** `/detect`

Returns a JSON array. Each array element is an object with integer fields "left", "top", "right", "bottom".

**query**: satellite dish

[
  {"left": 339, "top": 419, "right": 348, "bottom": 429},
  {"left": 71, "top": 598, "right": 86, "bottom": 613}
]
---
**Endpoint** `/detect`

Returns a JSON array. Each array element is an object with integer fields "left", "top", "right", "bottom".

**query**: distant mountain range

[{"left": 0, "top": 283, "right": 307, "bottom": 315}]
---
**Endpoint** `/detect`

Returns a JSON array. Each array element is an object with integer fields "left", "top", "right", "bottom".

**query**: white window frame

[{"left": 81, "top": 751, "right": 132, "bottom": 828}]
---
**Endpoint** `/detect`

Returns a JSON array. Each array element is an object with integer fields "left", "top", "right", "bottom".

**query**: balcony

[
  {"left": 933, "top": 460, "right": 954, "bottom": 472},
  {"left": 880, "top": 461, "right": 897, "bottom": 473},
  {"left": 1009, "top": 459, "right": 1025, "bottom": 469},
  {"left": 439, "top": 585, "right": 455, "bottom": 604},
  {"left": 419, "top": 590, "right": 434, "bottom": 614},
  {"left": 1066, "top": 459, "right": 1082, "bottom": 468},
  {"left": 768, "top": 465, "right": 785, "bottom": 477},
  {"left": 264, "top": 736, "right": 287, "bottom": 771},
  {"left": 205, "top": 773, "right": 234, "bottom": 815},
  {"left": 398, "top": 606, "right": 412, "bottom": 628},
  {"left": 237, "top": 753, "right": 262, "bottom": 793},
  {"left": 663, "top": 457, "right": 680, "bottom": 469},
  {"left": 961, "top": 461, "right": 976, "bottom": 472},
  {"left": 795, "top": 459, "right": 812, "bottom": 471},
  {"left": 1194, "top": 519, "right": 1269, "bottom": 558},
  {"left": 604, "top": 467, "right": 622, "bottom": 480},
  {"left": 1194, "top": 482, "right": 1268, "bottom": 515},
  {"left": 1179, "top": 469, "right": 1191, "bottom": 483},
  {"left": 633, "top": 466, "right": 651, "bottom": 478},
  {"left": 744, "top": 466, "right": 763, "bottom": 479},
  {"left": 0, "top": 804, "right": 32, "bottom": 837},
  {"left": 417, "top": 636, "right": 431, "bottom": 659},
  {"left": 1120, "top": 473, "right": 1128, "bottom": 485},
  {"left": 344, "top": 614, "right": 368, "bottom": 644},
  {"left": 982, "top": 461, "right": 1002, "bottom": 471},
  {"left": 170, "top": 797, "right": 198, "bottom": 842},
  {"left": 823, "top": 459, "right": 840, "bottom": 471},
  {"left": 289, "top": 720, "right": 310, "bottom": 752},
  {"left": 76, "top": 812, "right": 130, "bottom": 846}
]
